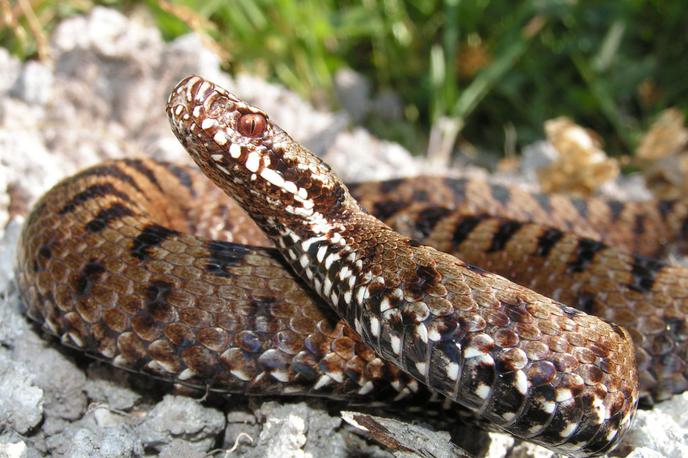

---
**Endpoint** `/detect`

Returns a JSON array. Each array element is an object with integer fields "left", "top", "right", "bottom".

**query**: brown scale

[
  {"left": 16, "top": 78, "right": 688, "bottom": 456},
  {"left": 350, "top": 177, "right": 688, "bottom": 258},
  {"left": 226, "top": 201, "right": 636, "bottom": 455},
  {"left": 384, "top": 205, "right": 688, "bottom": 402},
  {"left": 17, "top": 159, "right": 426, "bottom": 402},
  {"left": 160, "top": 76, "right": 640, "bottom": 456},
  {"left": 114, "top": 163, "right": 687, "bottom": 402},
  {"left": 16, "top": 156, "right": 681, "bottom": 453}
]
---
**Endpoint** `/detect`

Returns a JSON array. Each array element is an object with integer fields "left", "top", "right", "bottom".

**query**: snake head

[{"left": 166, "top": 75, "right": 355, "bottom": 233}]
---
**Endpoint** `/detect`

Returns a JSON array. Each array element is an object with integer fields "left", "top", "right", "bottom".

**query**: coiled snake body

[{"left": 16, "top": 76, "right": 688, "bottom": 455}]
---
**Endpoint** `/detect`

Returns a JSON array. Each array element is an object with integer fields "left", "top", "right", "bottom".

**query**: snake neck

[
  {"left": 268, "top": 211, "right": 399, "bottom": 336},
  {"left": 195, "top": 154, "right": 363, "bottom": 245}
]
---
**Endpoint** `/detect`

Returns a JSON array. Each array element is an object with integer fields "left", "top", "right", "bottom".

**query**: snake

[{"left": 15, "top": 75, "right": 688, "bottom": 456}]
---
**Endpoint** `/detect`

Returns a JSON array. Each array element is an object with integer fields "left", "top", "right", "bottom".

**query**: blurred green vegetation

[{"left": 2, "top": 0, "right": 687, "bottom": 159}]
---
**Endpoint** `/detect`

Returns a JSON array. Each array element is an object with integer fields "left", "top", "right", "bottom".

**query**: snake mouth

[{"left": 167, "top": 75, "right": 222, "bottom": 134}]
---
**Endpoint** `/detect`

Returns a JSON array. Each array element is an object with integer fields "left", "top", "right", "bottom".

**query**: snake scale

[{"left": 15, "top": 75, "right": 688, "bottom": 456}]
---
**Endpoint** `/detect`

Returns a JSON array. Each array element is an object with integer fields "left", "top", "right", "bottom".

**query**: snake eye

[{"left": 238, "top": 113, "right": 267, "bottom": 137}]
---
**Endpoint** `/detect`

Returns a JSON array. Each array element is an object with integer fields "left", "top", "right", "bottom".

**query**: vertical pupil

[{"left": 240, "top": 114, "right": 264, "bottom": 137}]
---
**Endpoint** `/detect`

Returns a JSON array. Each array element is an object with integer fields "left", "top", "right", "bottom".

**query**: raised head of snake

[
  {"left": 167, "top": 75, "right": 639, "bottom": 456},
  {"left": 166, "top": 75, "right": 357, "bottom": 239}
]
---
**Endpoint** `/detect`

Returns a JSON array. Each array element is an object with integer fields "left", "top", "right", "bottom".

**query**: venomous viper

[{"left": 15, "top": 75, "right": 688, "bottom": 456}]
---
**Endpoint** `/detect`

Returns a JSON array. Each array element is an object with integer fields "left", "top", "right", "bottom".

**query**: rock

[
  {"left": 616, "top": 399, "right": 688, "bottom": 456},
  {"left": 506, "top": 442, "right": 556, "bottom": 458},
  {"left": 158, "top": 439, "right": 206, "bottom": 458},
  {"left": 67, "top": 427, "right": 140, "bottom": 457},
  {"left": 0, "top": 129, "right": 63, "bottom": 234},
  {"left": 0, "top": 49, "right": 21, "bottom": 95},
  {"left": 0, "top": 220, "right": 22, "bottom": 308},
  {"left": 625, "top": 448, "right": 671, "bottom": 458},
  {"left": 323, "top": 128, "right": 420, "bottom": 182},
  {"left": 135, "top": 395, "right": 225, "bottom": 454},
  {"left": 164, "top": 34, "right": 228, "bottom": 87},
  {"left": 0, "top": 353, "right": 44, "bottom": 434},
  {"left": 45, "top": 409, "right": 143, "bottom": 458},
  {"left": 654, "top": 391, "right": 688, "bottom": 428},
  {"left": 83, "top": 364, "right": 142, "bottom": 411},
  {"left": 10, "top": 61, "right": 53, "bottom": 105},
  {"left": 223, "top": 409, "right": 260, "bottom": 453},
  {"left": 52, "top": 6, "right": 163, "bottom": 63},
  {"left": 252, "top": 402, "right": 311, "bottom": 458},
  {"left": 334, "top": 68, "right": 371, "bottom": 122},
  {"left": 0, "top": 441, "right": 28, "bottom": 458},
  {"left": 11, "top": 332, "right": 87, "bottom": 422},
  {"left": 520, "top": 140, "right": 558, "bottom": 182}
]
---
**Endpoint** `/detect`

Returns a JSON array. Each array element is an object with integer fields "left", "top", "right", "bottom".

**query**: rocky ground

[{"left": 1, "top": 7, "right": 687, "bottom": 458}]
